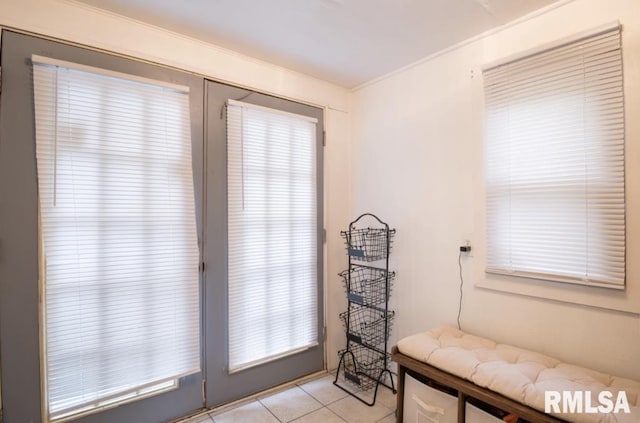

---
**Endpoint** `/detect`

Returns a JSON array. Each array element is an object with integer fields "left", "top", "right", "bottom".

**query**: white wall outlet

[{"left": 462, "top": 239, "right": 473, "bottom": 257}]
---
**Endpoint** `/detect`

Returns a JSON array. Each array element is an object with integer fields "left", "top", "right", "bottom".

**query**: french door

[
  {"left": 0, "top": 31, "right": 205, "bottom": 423},
  {"left": 0, "top": 31, "right": 324, "bottom": 422},
  {"left": 204, "top": 80, "right": 324, "bottom": 406}
]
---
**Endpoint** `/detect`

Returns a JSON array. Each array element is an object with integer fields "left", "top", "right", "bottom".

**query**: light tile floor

[{"left": 179, "top": 373, "right": 397, "bottom": 423}]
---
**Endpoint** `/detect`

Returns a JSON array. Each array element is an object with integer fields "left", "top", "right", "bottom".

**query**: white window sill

[{"left": 476, "top": 273, "right": 640, "bottom": 315}]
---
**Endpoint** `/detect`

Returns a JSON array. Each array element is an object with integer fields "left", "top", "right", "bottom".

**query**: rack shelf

[
  {"left": 340, "top": 304, "right": 394, "bottom": 347},
  {"left": 343, "top": 227, "right": 395, "bottom": 262},
  {"left": 334, "top": 213, "right": 396, "bottom": 406},
  {"left": 337, "top": 345, "right": 391, "bottom": 392},
  {"left": 339, "top": 265, "right": 395, "bottom": 307}
]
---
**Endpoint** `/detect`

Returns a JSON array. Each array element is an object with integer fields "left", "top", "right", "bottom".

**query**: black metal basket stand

[{"left": 333, "top": 213, "right": 396, "bottom": 406}]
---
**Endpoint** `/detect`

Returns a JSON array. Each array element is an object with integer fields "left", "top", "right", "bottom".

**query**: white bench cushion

[{"left": 397, "top": 326, "right": 640, "bottom": 423}]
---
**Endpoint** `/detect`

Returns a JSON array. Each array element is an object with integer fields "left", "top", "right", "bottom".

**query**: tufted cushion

[{"left": 397, "top": 326, "right": 640, "bottom": 423}]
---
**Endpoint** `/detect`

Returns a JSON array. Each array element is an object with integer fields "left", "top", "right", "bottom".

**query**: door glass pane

[{"left": 226, "top": 101, "right": 318, "bottom": 373}]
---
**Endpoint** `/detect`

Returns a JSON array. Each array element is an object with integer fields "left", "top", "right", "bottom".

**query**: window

[
  {"left": 483, "top": 24, "right": 625, "bottom": 289},
  {"left": 226, "top": 100, "right": 318, "bottom": 372},
  {"left": 33, "top": 56, "right": 201, "bottom": 420}
]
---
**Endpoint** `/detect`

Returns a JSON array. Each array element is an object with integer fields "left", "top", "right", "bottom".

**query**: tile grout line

[
  {"left": 205, "top": 371, "right": 330, "bottom": 421},
  {"left": 205, "top": 374, "right": 395, "bottom": 423},
  {"left": 324, "top": 405, "right": 348, "bottom": 423},
  {"left": 376, "top": 409, "right": 396, "bottom": 423},
  {"left": 281, "top": 404, "right": 323, "bottom": 423},
  {"left": 259, "top": 384, "right": 328, "bottom": 422},
  {"left": 262, "top": 379, "right": 352, "bottom": 422},
  {"left": 257, "top": 397, "right": 287, "bottom": 423},
  {"left": 296, "top": 381, "right": 349, "bottom": 407}
]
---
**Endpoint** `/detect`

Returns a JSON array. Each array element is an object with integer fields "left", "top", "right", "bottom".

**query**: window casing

[{"left": 483, "top": 23, "right": 625, "bottom": 289}]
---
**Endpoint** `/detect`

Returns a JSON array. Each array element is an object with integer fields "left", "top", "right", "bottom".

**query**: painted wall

[
  {"left": 0, "top": 0, "right": 351, "bottom": 371},
  {"left": 350, "top": 0, "right": 640, "bottom": 379}
]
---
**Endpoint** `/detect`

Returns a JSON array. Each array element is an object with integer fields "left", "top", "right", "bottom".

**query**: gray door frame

[
  {"left": 0, "top": 30, "right": 206, "bottom": 423},
  {"left": 204, "top": 80, "right": 325, "bottom": 407}
]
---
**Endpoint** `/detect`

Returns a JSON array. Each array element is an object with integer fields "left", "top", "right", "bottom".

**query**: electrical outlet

[{"left": 460, "top": 239, "right": 473, "bottom": 257}]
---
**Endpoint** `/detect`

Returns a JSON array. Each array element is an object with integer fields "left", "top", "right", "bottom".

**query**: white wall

[
  {"left": 350, "top": 0, "right": 640, "bottom": 379},
  {"left": 0, "top": 0, "right": 351, "bottom": 371}
]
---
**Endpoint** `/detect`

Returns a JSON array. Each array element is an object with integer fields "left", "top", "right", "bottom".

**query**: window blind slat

[
  {"left": 33, "top": 60, "right": 201, "bottom": 420},
  {"left": 483, "top": 26, "right": 625, "bottom": 288}
]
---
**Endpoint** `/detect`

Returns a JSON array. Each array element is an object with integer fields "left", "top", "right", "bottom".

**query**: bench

[{"left": 392, "top": 326, "right": 640, "bottom": 423}]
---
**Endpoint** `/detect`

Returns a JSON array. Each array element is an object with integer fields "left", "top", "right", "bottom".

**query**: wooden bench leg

[
  {"left": 458, "top": 391, "right": 466, "bottom": 423},
  {"left": 396, "top": 364, "right": 406, "bottom": 423}
]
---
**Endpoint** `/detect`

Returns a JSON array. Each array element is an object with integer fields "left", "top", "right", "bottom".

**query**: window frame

[{"left": 482, "top": 22, "right": 625, "bottom": 290}]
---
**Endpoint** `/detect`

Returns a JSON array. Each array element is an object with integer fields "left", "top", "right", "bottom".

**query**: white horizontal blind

[
  {"left": 33, "top": 58, "right": 201, "bottom": 419},
  {"left": 484, "top": 25, "right": 625, "bottom": 288},
  {"left": 226, "top": 100, "right": 318, "bottom": 372}
]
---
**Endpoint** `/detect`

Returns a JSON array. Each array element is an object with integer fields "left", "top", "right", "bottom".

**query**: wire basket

[
  {"left": 341, "top": 227, "right": 395, "bottom": 262},
  {"left": 339, "top": 265, "right": 395, "bottom": 307},
  {"left": 339, "top": 305, "right": 394, "bottom": 347},
  {"left": 337, "top": 345, "right": 390, "bottom": 391}
]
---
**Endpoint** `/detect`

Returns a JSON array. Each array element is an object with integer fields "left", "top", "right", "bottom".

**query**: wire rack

[
  {"left": 339, "top": 305, "right": 394, "bottom": 347},
  {"left": 334, "top": 213, "right": 396, "bottom": 406},
  {"left": 337, "top": 345, "right": 391, "bottom": 392},
  {"left": 341, "top": 227, "right": 395, "bottom": 262},
  {"left": 339, "top": 265, "right": 395, "bottom": 307}
]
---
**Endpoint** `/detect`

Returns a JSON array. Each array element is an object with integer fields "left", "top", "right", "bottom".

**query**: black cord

[{"left": 457, "top": 251, "right": 463, "bottom": 330}]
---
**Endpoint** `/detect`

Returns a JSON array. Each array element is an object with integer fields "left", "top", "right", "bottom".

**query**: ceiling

[{"left": 75, "top": 0, "right": 561, "bottom": 88}]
